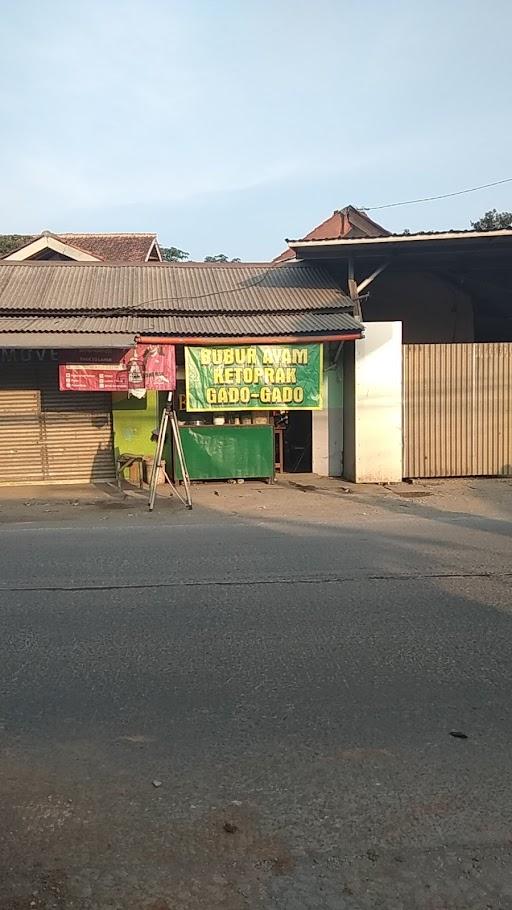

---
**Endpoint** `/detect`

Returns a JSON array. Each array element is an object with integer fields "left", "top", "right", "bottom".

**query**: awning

[{"left": 0, "top": 333, "right": 136, "bottom": 349}]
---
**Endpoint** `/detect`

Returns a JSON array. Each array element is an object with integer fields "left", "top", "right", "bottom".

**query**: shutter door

[
  {"left": 0, "top": 357, "right": 115, "bottom": 484},
  {"left": 0, "top": 389, "right": 46, "bottom": 482},
  {"left": 41, "top": 389, "right": 115, "bottom": 482}
]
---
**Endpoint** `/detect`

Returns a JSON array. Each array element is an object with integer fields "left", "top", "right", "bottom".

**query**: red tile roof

[
  {"left": 58, "top": 233, "right": 160, "bottom": 261},
  {"left": 274, "top": 205, "right": 389, "bottom": 261},
  {"left": 0, "top": 232, "right": 160, "bottom": 262}
]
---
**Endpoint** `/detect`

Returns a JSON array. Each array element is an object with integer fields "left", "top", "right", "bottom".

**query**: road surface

[{"left": 1, "top": 495, "right": 511, "bottom": 908}]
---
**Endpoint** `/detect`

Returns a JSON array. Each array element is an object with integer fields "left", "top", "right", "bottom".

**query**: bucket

[{"left": 143, "top": 457, "right": 165, "bottom": 485}]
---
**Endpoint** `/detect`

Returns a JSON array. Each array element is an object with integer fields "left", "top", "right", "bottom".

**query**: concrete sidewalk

[{"left": 0, "top": 474, "right": 511, "bottom": 527}]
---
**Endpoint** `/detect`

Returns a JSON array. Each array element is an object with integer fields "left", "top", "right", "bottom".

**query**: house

[
  {"left": 1, "top": 231, "right": 162, "bottom": 263},
  {"left": 0, "top": 259, "right": 362, "bottom": 485},
  {"left": 2, "top": 209, "right": 510, "bottom": 490},
  {"left": 274, "top": 205, "right": 389, "bottom": 262},
  {"left": 281, "top": 209, "right": 512, "bottom": 480},
  {"left": 280, "top": 206, "right": 512, "bottom": 344}
]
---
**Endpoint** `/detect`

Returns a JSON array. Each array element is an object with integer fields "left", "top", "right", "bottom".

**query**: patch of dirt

[
  {"left": 4, "top": 868, "right": 69, "bottom": 910},
  {"left": 95, "top": 500, "right": 131, "bottom": 510},
  {"left": 288, "top": 481, "right": 318, "bottom": 492},
  {"left": 386, "top": 487, "right": 432, "bottom": 498},
  {"left": 0, "top": 753, "right": 295, "bottom": 910},
  {"left": 327, "top": 747, "right": 394, "bottom": 762}
]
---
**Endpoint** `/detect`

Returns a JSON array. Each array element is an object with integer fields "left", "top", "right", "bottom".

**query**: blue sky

[{"left": 1, "top": 0, "right": 511, "bottom": 260}]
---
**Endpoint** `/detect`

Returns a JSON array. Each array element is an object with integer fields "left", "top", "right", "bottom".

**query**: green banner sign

[{"left": 185, "top": 344, "right": 323, "bottom": 411}]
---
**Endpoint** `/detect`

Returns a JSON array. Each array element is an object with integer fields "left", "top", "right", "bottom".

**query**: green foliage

[
  {"left": 471, "top": 209, "right": 512, "bottom": 231},
  {"left": 0, "top": 234, "right": 34, "bottom": 256},
  {"left": 160, "top": 246, "right": 189, "bottom": 261},
  {"left": 204, "top": 254, "right": 240, "bottom": 262}
]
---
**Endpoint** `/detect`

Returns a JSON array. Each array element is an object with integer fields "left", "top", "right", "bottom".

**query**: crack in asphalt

[{"left": 1, "top": 569, "right": 511, "bottom": 593}]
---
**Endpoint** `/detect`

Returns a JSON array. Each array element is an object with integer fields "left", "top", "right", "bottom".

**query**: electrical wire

[
  {"left": 65, "top": 262, "right": 334, "bottom": 313},
  {"left": 362, "top": 177, "right": 512, "bottom": 212},
  {"left": 5, "top": 262, "right": 348, "bottom": 315},
  {"left": 2, "top": 263, "right": 300, "bottom": 313}
]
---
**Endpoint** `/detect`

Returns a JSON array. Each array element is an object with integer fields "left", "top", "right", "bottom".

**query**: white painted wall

[
  {"left": 343, "top": 322, "right": 402, "bottom": 483},
  {"left": 312, "top": 357, "right": 343, "bottom": 476}
]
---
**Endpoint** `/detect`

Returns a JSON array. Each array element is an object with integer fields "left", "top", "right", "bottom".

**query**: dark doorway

[{"left": 284, "top": 410, "right": 312, "bottom": 472}]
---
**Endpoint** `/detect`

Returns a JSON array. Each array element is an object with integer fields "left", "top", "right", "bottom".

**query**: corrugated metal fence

[{"left": 403, "top": 343, "right": 512, "bottom": 478}]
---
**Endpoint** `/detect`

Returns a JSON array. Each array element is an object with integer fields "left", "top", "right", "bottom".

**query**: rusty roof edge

[{"left": 288, "top": 228, "right": 512, "bottom": 246}]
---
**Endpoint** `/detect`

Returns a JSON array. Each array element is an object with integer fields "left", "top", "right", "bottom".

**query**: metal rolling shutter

[
  {"left": 0, "top": 389, "right": 46, "bottom": 483},
  {"left": 41, "top": 388, "right": 115, "bottom": 482},
  {"left": 0, "top": 358, "right": 115, "bottom": 484}
]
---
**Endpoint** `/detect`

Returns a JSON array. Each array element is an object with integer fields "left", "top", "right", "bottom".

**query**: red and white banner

[
  {"left": 134, "top": 344, "right": 176, "bottom": 390},
  {"left": 59, "top": 363, "right": 129, "bottom": 392},
  {"left": 59, "top": 344, "right": 176, "bottom": 392}
]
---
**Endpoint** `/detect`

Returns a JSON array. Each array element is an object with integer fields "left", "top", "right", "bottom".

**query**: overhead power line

[{"left": 362, "top": 177, "right": 512, "bottom": 212}]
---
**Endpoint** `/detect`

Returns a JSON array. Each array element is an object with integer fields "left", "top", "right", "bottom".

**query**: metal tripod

[{"left": 148, "top": 391, "right": 192, "bottom": 512}]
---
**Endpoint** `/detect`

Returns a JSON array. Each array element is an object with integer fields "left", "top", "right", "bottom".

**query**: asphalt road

[{"left": 1, "top": 503, "right": 512, "bottom": 909}]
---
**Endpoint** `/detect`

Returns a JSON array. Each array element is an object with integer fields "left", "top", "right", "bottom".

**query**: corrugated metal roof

[
  {"left": 0, "top": 310, "right": 361, "bottom": 337},
  {"left": 0, "top": 260, "right": 351, "bottom": 314}
]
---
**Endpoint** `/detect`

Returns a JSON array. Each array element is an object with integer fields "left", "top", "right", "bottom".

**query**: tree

[
  {"left": 204, "top": 253, "right": 241, "bottom": 262},
  {"left": 160, "top": 246, "right": 189, "bottom": 261},
  {"left": 471, "top": 209, "right": 512, "bottom": 231},
  {"left": 0, "top": 234, "right": 34, "bottom": 256}
]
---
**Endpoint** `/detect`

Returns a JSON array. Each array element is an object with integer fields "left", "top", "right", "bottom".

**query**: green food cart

[{"left": 173, "top": 424, "right": 274, "bottom": 482}]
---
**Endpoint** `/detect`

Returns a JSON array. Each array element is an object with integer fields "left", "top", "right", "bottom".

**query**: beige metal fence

[{"left": 403, "top": 343, "right": 512, "bottom": 478}]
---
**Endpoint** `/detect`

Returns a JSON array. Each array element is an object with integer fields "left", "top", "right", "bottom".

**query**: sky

[{"left": 1, "top": 0, "right": 512, "bottom": 261}]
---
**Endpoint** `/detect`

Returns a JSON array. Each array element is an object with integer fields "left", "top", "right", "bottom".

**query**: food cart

[{"left": 172, "top": 343, "right": 323, "bottom": 482}]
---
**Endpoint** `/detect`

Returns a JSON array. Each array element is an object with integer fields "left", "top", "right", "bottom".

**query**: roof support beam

[
  {"left": 356, "top": 261, "right": 389, "bottom": 294},
  {"left": 333, "top": 340, "right": 344, "bottom": 367},
  {"left": 347, "top": 258, "right": 362, "bottom": 320}
]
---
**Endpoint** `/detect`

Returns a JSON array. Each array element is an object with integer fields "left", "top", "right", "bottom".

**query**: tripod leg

[
  {"left": 169, "top": 410, "right": 193, "bottom": 509},
  {"left": 148, "top": 403, "right": 169, "bottom": 512}
]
